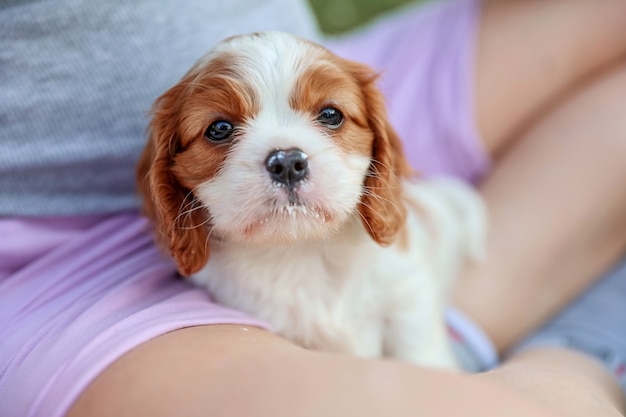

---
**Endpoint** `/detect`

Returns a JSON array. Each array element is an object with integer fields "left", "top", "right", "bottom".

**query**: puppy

[{"left": 137, "top": 31, "right": 486, "bottom": 368}]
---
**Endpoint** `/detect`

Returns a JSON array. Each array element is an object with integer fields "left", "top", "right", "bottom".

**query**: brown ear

[
  {"left": 351, "top": 64, "right": 413, "bottom": 245},
  {"left": 136, "top": 85, "right": 210, "bottom": 276}
]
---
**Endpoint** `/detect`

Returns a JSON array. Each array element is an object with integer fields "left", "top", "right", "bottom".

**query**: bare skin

[
  {"left": 453, "top": 0, "right": 626, "bottom": 352},
  {"left": 67, "top": 325, "right": 623, "bottom": 417},
  {"left": 454, "top": 59, "right": 626, "bottom": 351},
  {"left": 68, "top": 1, "right": 626, "bottom": 416},
  {"left": 478, "top": 348, "right": 625, "bottom": 417},
  {"left": 476, "top": 0, "right": 626, "bottom": 155}
]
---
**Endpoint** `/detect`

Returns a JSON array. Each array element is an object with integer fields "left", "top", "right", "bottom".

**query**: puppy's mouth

[
  {"left": 241, "top": 191, "right": 335, "bottom": 241},
  {"left": 286, "top": 188, "right": 302, "bottom": 206},
  {"left": 239, "top": 147, "right": 337, "bottom": 237}
]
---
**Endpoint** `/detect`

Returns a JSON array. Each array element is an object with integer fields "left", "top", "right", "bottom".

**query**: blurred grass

[{"left": 308, "top": 0, "right": 422, "bottom": 34}]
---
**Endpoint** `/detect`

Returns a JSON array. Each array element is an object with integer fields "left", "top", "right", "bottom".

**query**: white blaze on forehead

[
  {"left": 211, "top": 32, "right": 325, "bottom": 126},
  {"left": 223, "top": 33, "right": 322, "bottom": 98}
]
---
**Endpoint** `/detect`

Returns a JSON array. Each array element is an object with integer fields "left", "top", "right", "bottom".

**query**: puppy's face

[{"left": 138, "top": 32, "right": 411, "bottom": 276}]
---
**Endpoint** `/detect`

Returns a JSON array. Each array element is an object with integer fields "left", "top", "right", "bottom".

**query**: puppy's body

[
  {"left": 196, "top": 179, "right": 484, "bottom": 367},
  {"left": 138, "top": 31, "right": 486, "bottom": 368}
]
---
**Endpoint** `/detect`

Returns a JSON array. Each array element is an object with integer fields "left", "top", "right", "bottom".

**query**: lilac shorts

[
  {"left": 0, "top": 214, "right": 267, "bottom": 416},
  {"left": 0, "top": 1, "right": 488, "bottom": 415}
]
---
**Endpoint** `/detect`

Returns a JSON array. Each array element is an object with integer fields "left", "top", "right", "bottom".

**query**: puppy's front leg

[{"left": 384, "top": 286, "right": 458, "bottom": 370}]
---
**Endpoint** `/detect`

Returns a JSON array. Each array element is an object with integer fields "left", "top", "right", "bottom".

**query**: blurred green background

[{"left": 307, "top": 0, "right": 423, "bottom": 34}]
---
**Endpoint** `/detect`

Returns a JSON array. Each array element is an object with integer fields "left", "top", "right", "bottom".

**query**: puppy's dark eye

[
  {"left": 317, "top": 107, "right": 343, "bottom": 129},
  {"left": 205, "top": 120, "right": 234, "bottom": 142}
]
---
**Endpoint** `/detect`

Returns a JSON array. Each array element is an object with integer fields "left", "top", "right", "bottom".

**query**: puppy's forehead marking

[
  {"left": 211, "top": 32, "right": 326, "bottom": 125},
  {"left": 225, "top": 33, "right": 322, "bottom": 89}
]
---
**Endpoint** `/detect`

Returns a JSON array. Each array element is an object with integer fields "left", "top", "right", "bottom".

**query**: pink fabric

[
  {"left": 327, "top": 0, "right": 489, "bottom": 183},
  {"left": 0, "top": 1, "right": 487, "bottom": 415},
  {"left": 0, "top": 213, "right": 267, "bottom": 417}
]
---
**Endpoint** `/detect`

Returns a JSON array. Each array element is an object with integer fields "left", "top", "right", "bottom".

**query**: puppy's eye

[
  {"left": 205, "top": 120, "right": 234, "bottom": 142},
  {"left": 317, "top": 107, "right": 343, "bottom": 129}
]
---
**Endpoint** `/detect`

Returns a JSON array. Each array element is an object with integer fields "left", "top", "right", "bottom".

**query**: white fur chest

[
  {"left": 191, "top": 178, "right": 483, "bottom": 367},
  {"left": 193, "top": 219, "right": 394, "bottom": 356}
]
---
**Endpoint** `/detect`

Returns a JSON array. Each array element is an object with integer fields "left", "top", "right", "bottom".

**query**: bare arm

[{"left": 67, "top": 324, "right": 621, "bottom": 417}]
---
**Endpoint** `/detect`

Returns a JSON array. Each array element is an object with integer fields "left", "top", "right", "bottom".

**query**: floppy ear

[
  {"left": 351, "top": 63, "right": 413, "bottom": 245},
  {"left": 136, "top": 85, "right": 210, "bottom": 276}
]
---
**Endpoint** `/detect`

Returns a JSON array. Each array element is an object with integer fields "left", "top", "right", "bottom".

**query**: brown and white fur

[{"left": 137, "top": 31, "right": 486, "bottom": 369}]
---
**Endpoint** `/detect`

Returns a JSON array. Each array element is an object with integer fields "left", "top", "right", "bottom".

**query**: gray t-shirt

[{"left": 0, "top": 0, "right": 320, "bottom": 216}]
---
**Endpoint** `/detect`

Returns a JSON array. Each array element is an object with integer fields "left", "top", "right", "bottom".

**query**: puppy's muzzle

[{"left": 265, "top": 148, "right": 309, "bottom": 187}]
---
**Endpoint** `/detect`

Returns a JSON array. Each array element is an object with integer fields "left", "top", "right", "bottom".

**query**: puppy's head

[{"left": 137, "top": 32, "right": 412, "bottom": 276}]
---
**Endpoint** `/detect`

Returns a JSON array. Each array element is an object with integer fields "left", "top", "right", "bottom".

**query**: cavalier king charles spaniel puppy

[{"left": 137, "top": 31, "right": 486, "bottom": 368}]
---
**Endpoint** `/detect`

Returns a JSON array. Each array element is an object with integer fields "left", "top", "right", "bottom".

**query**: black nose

[{"left": 265, "top": 148, "right": 309, "bottom": 186}]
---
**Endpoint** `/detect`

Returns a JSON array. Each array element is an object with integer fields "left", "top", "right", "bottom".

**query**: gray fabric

[{"left": 0, "top": 0, "right": 320, "bottom": 216}]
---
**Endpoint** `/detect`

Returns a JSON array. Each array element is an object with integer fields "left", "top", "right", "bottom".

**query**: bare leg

[
  {"left": 454, "top": 60, "right": 626, "bottom": 352},
  {"left": 452, "top": 0, "right": 626, "bottom": 352},
  {"left": 476, "top": 0, "right": 626, "bottom": 154}
]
